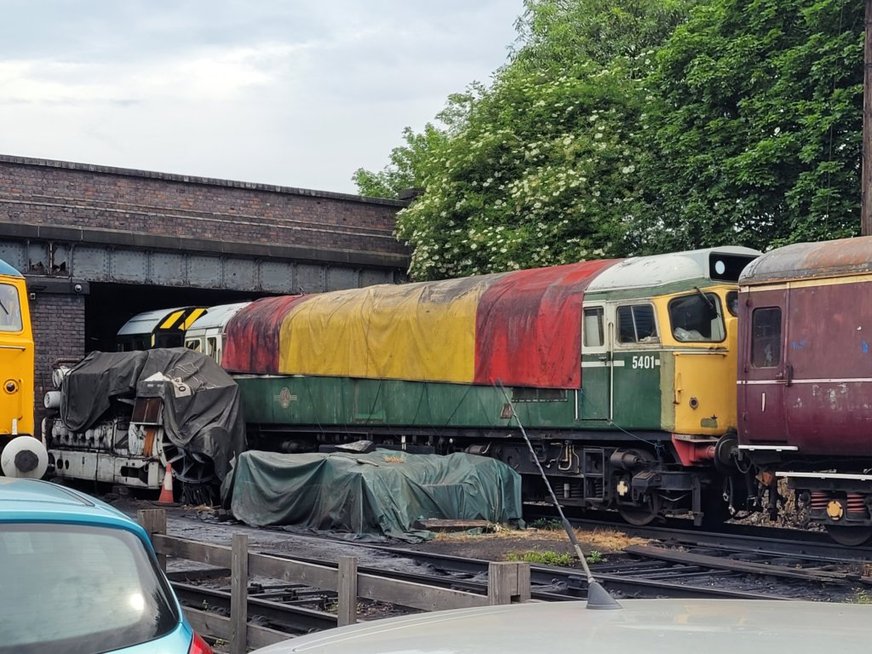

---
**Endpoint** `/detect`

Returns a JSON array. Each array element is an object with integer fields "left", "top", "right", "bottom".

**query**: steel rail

[
  {"left": 524, "top": 506, "right": 872, "bottom": 561},
  {"left": 171, "top": 580, "right": 338, "bottom": 634}
]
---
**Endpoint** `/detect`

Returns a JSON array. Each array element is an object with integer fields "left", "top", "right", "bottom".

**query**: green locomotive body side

[
  {"left": 235, "top": 352, "right": 663, "bottom": 433},
  {"left": 237, "top": 285, "right": 680, "bottom": 436}
]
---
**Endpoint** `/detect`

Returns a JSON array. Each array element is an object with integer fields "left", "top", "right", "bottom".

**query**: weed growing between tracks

[
  {"left": 506, "top": 549, "right": 605, "bottom": 566},
  {"left": 424, "top": 523, "right": 648, "bottom": 564},
  {"left": 854, "top": 591, "right": 872, "bottom": 604},
  {"left": 506, "top": 550, "right": 576, "bottom": 566}
]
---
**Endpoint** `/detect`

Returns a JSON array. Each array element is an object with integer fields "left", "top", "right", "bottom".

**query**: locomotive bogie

[{"left": 781, "top": 472, "right": 872, "bottom": 546}]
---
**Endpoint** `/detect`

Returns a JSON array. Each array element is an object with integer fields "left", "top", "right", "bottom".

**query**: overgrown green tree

[
  {"left": 400, "top": 65, "right": 658, "bottom": 279},
  {"left": 634, "top": 0, "right": 863, "bottom": 252},
  {"left": 379, "top": 0, "right": 693, "bottom": 279},
  {"left": 512, "top": 0, "right": 695, "bottom": 75},
  {"left": 356, "top": 0, "right": 864, "bottom": 279}
]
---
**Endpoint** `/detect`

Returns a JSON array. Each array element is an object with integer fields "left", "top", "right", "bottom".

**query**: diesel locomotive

[{"left": 218, "top": 246, "right": 761, "bottom": 527}]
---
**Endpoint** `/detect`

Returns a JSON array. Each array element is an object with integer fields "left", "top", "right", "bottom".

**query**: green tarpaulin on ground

[{"left": 225, "top": 449, "right": 523, "bottom": 540}]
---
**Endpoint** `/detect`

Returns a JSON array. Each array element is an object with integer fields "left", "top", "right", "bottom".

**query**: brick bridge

[{"left": 0, "top": 154, "right": 409, "bottom": 410}]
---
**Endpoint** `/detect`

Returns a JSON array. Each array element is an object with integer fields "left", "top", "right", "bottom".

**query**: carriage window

[
  {"left": 617, "top": 304, "right": 658, "bottom": 344},
  {"left": 185, "top": 339, "right": 202, "bottom": 352},
  {"left": 751, "top": 307, "right": 781, "bottom": 368},
  {"left": 0, "top": 283, "right": 23, "bottom": 332},
  {"left": 668, "top": 293, "right": 725, "bottom": 342},
  {"left": 583, "top": 307, "right": 604, "bottom": 347}
]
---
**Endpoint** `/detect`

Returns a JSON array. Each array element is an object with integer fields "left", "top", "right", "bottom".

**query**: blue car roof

[
  {"left": 0, "top": 478, "right": 148, "bottom": 539},
  {"left": 0, "top": 259, "right": 22, "bottom": 277}
]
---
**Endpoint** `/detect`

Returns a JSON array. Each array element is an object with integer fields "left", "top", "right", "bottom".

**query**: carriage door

[
  {"left": 740, "top": 291, "right": 789, "bottom": 444},
  {"left": 579, "top": 305, "right": 610, "bottom": 421}
]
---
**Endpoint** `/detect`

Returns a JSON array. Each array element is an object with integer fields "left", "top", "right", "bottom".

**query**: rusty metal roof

[{"left": 740, "top": 236, "right": 872, "bottom": 285}]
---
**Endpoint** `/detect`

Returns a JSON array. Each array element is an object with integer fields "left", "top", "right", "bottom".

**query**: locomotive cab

[
  {"left": 579, "top": 249, "right": 758, "bottom": 525},
  {"left": 0, "top": 259, "right": 48, "bottom": 479},
  {"left": 117, "top": 306, "right": 208, "bottom": 351}
]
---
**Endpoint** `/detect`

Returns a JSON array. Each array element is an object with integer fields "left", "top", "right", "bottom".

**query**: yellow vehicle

[{"left": 0, "top": 259, "right": 46, "bottom": 478}]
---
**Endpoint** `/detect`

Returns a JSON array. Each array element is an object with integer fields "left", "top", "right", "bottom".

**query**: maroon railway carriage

[{"left": 737, "top": 236, "right": 872, "bottom": 545}]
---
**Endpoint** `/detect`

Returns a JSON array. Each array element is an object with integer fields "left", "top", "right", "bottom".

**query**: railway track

[
  {"left": 355, "top": 542, "right": 868, "bottom": 602},
  {"left": 165, "top": 544, "right": 784, "bottom": 643},
  {"left": 307, "top": 546, "right": 788, "bottom": 600},
  {"left": 148, "top": 502, "right": 872, "bottom": 643},
  {"left": 524, "top": 505, "right": 872, "bottom": 560},
  {"left": 155, "top": 509, "right": 872, "bottom": 646},
  {"left": 168, "top": 576, "right": 338, "bottom": 634},
  {"left": 172, "top": 533, "right": 869, "bottom": 622}
]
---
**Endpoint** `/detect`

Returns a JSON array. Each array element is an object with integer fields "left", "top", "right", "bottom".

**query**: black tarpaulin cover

[
  {"left": 225, "top": 449, "right": 523, "bottom": 540},
  {"left": 60, "top": 349, "right": 246, "bottom": 480}
]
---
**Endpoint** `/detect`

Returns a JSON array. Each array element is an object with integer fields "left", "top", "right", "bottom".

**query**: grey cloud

[{"left": 0, "top": 0, "right": 523, "bottom": 192}]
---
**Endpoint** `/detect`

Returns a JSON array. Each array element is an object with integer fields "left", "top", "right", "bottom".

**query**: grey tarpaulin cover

[
  {"left": 60, "top": 349, "right": 246, "bottom": 480},
  {"left": 225, "top": 449, "right": 523, "bottom": 540}
]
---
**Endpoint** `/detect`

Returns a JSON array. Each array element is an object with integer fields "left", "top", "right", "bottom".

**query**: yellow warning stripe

[
  {"left": 159, "top": 310, "right": 186, "bottom": 330},
  {"left": 179, "top": 308, "right": 207, "bottom": 330}
]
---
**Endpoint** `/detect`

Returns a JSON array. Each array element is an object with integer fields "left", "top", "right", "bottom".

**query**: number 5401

[{"left": 631, "top": 355, "right": 657, "bottom": 370}]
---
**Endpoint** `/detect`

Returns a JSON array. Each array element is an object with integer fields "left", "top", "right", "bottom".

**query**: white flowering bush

[{"left": 355, "top": 0, "right": 863, "bottom": 280}]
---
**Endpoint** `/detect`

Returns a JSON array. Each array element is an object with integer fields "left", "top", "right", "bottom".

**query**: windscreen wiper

[{"left": 693, "top": 286, "right": 718, "bottom": 319}]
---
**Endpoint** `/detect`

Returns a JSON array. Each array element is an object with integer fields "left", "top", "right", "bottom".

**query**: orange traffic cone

[{"left": 158, "top": 461, "right": 175, "bottom": 504}]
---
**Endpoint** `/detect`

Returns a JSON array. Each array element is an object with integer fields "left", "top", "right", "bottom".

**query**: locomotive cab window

[
  {"left": 0, "top": 283, "right": 22, "bottom": 332},
  {"left": 668, "top": 292, "right": 725, "bottom": 342},
  {"left": 751, "top": 307, "right": 782, "bottom": 368},
  {"left": 154, "top": 332, "right": 184, "bottom": 348},
  {"left": 582, "top": 307, "right": 604, "bottom": 347},
  {"left": 726, "top": 291, "right": 739, "bottom": 317},
  {"left": 617, "top": 304, "right": 658, "bottom": 344}
]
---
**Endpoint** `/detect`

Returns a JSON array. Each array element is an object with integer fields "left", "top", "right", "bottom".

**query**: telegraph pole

[{"left": 863, "top": 0, "right": 872, "bottom": 235}]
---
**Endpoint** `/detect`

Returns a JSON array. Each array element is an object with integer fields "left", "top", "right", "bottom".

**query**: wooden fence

[{"left": 138, "top": 509, "right": 531, "bottom": 653}]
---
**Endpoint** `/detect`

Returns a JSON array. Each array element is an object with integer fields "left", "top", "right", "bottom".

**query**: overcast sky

[{"left": 0, "top": 0, "right": 522, "bottom": 195}]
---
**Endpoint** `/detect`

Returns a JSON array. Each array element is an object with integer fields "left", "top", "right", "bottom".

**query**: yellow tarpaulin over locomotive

[{"left": 223, "top": 259, "right": 617, "bottom": 388}]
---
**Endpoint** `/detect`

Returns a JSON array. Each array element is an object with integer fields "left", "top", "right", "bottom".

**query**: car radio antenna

[{"left": 497, "top": 382, "right": 621, "bottom": 610}]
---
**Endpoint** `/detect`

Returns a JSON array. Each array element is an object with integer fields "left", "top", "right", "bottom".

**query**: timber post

[
  {"left": 487, "top": 561, "right": 532, "bottom": 605},
  {"left": 137, "top": 508, "right": 168, "bottom": 571},
  {"left": 230, "top": 533, "right": 250, "bottom": 654},
  {"left": 337, "top": 556, "right": 359, "bottom": 626}
]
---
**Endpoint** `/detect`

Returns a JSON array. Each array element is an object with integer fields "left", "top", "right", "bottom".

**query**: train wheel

[
  {"left": 159, "top": 432, "right": 216, "bottom": 486},
  {"left": 826, "top": 525, "right": 872, "bottom": 547},
  {"left": 618, "top": 493, "right": 661, "bottom": 526}
]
